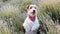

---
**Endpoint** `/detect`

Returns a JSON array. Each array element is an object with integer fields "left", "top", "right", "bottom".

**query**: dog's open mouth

[{"left": 32, "top": 12, "right": 35, "bottom": 15}]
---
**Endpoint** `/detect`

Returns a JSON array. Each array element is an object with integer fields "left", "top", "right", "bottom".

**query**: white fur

[{"left": 23, "top": 4, "right": 39, "bottom": 33}]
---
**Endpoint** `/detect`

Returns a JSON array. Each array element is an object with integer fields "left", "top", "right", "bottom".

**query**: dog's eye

[{"left": 30, "top": 7, "right": 32, "bottom": 9}]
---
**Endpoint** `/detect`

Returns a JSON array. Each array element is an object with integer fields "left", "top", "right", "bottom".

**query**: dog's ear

[
  {"left": 26, "top": 5, "right": 29, "bottom": 10},
  {"left": 35, "top": 5, "right": 38, "bottom": 9}
]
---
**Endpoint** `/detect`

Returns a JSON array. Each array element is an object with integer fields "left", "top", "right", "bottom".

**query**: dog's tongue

[{"left": 29, "top": 15, "right": 36, "bottom": 22}]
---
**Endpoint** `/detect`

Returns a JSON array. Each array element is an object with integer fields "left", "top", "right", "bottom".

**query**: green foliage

[
  {"left": 38, "top": 0, "right": 60, "bottom": 34},
  {"left": 0, "top": 5, "right": 19, "bottom": 19},
  {"left": 0, "top": 0, "right": 60, "bottom": 34},
  {"left": 18, "top": 0, "right": 32, "bottom": 13},
  {"left": 0, "top": 0, "right": 32, "bottom": 34},
  {"left": 41, "top": 0, "right": 60, "bottom": 21}
]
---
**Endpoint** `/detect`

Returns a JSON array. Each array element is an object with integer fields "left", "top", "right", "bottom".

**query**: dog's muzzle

[{"left": 33, "top": 10, "right": 35, "bottom": 13}]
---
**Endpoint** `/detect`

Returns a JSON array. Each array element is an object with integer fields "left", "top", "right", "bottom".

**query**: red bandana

[{"left": 29, "top": 15, "right": 36, "bottom": 22}]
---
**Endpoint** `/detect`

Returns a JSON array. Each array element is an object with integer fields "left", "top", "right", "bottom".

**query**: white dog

[{"left": 23, "top": 4, "right": 40, "bottom": 34}]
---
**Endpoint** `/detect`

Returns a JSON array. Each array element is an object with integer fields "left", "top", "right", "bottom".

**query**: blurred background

[{"left": 0, "top": 0, "right": 60, "bottom": 34}]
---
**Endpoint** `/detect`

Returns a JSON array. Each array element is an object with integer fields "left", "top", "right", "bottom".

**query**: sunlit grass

[{"left": 0, "top": 0, "right": 60, "bottom": 34}]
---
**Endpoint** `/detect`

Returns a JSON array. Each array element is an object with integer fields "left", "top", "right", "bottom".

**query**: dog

[{"left": 23, "top": 4, "right": 40, "bottom": 34}]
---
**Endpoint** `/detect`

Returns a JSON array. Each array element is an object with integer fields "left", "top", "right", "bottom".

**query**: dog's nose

[{"left": 33, "top": 10, "right": 35, "bottom": 13}]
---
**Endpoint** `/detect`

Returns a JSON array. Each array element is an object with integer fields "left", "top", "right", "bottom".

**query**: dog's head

[{"left": 26, "top": 4, "right": 38, "bottom": 16}]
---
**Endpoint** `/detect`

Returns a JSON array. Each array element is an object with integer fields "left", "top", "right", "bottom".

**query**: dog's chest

[
  {"left": 26, "top": 17, "right": 38, "bottom": 27},
  {"left": 29, "top": 15, "right": 36, "bottom": 22}
]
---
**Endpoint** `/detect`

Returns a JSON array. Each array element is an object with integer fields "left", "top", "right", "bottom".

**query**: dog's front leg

[{"left": 23, "top": 24, "right": 30, "bottom": 32}]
